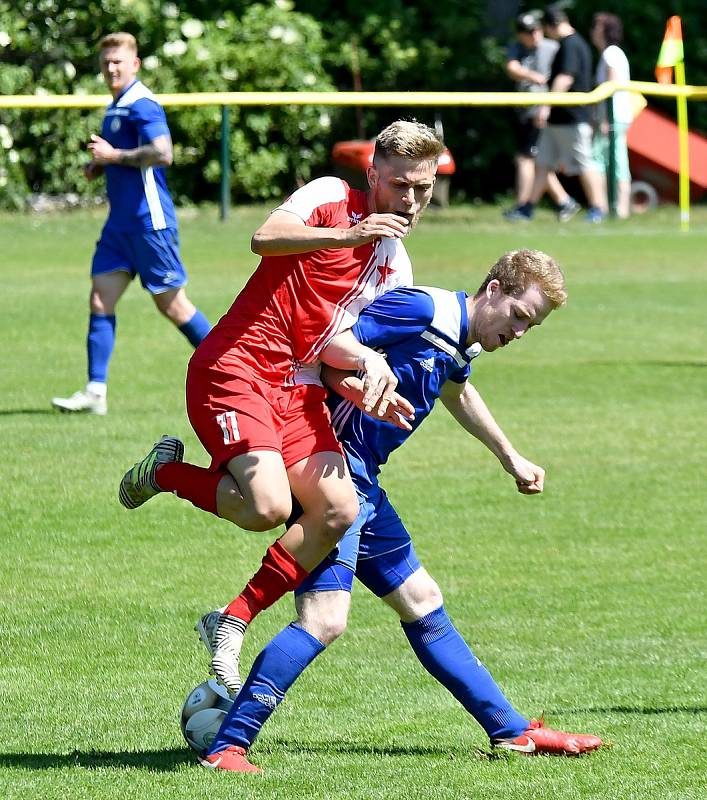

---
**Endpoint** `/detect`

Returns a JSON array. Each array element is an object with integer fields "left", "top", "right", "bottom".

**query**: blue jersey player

[
  {"left": 52, "top": 32, "right": 210, "bottom": 416},
  {"left": 198, "top": 250, "right": 603, "bottom": 772}
]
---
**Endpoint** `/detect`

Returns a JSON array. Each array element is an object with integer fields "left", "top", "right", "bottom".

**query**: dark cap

[
  {"left": 542, "top": 3, "right": 568, "bottom": 27},
  {"left": 516, "top": 12, "right": 541, "bottom": 33}
]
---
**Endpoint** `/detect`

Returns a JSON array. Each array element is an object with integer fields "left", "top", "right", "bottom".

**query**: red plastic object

[
  {"left": 627, "top": 106, "right": 707, "bottom": 202},
  {"left": 332, "top": 140, "right": 456, "bottom": 174}
]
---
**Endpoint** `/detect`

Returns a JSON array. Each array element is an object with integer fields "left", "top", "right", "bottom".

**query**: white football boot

[
  {"left": 195, "top": 607, "right": 226, "bottom": 655},
  {"left": 52, "top": 389, "right": 107, "bottom": 415},
  {"left": 210, "top": 614, "right": 248, "bottom": 696}
]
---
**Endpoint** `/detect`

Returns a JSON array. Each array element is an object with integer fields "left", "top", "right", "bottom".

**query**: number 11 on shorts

[{"left": 216, "top": 410, "right": 240, "bottom": 444}]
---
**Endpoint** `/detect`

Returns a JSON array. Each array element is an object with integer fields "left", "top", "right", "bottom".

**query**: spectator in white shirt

[{"left": 589, "top": 12, "right": 632, "bottom": 218}]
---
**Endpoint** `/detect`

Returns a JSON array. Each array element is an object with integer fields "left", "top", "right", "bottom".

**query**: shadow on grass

[
  {"left": 0, "top": 408, "right": 58, "bottom": 416},
  {"left": 0, "top": 748, "right": 193, "bottom": 771},
  {"left": 265, "top": 739, "right": 467, "bottom": 757},
  {"left": 555, "top": 705, "right": 707, "bottom": 715}
]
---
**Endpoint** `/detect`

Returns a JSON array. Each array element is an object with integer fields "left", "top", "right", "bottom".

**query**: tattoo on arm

[{"left": 117, "top": 136, "right": 172, "bottom": 168}]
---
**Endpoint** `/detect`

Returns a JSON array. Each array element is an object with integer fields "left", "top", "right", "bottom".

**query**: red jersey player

[{"left": 118, "top": 120, "right": 444, "bottom": 692}]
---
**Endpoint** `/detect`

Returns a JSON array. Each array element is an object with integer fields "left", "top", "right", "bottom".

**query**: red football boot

[
  {"left": 493, "top": 717, "right": 602, "bottom": 756},
  {"left": 199, "top": 745, "right": 262, "bottom": 773}
]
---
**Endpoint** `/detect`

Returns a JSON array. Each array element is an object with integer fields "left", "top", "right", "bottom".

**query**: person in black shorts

[
  {"left": 504, "top": 12, "right": 565, "bottom": 216},
  {"left": 505, "top": 5, "right": 606, "bottom": 223}
]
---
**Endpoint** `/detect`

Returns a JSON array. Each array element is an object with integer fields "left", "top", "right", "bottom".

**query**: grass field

[{"left": 1, "top": 204, "right": 705, "bottom": 800}]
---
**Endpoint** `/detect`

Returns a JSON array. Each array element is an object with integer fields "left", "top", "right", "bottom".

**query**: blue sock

[
  {"left": 208, "top": 623, "right": 325, "bottom": 755},
  {"left": 87, "top": 313, "right": 116, "bottom": 383},
  {"left": 401, "top": 605, "right": 529, "bottom": 739},
  {"left": 178, "top": 309, "right": 211, "bottom": 348}
]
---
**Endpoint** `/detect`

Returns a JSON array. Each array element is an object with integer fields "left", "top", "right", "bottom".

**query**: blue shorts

[
  {"left": 91, "top": 226, "right": 187, "bottom": 294},
  {"left": 295, "top": 481, "right": 421, "bottom": 598}
]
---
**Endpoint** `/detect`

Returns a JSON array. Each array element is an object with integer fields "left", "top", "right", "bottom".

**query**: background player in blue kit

[
  {"left": 52, "top": 32, "right": 210, "bottom": 416},
  {"left": 197, "top": 249, "right": 602, "bottom": 772}
]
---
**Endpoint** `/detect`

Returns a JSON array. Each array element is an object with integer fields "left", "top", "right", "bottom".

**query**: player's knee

[
  {"left": 248, "top": 495, "right": 292, "bottom": 531},
  {"left": 414, "top": 580, "right": 443, "bottom": 618},
  {"left": 299, "top": 609, "right": 348, "bottom": 645},
  {"left": 396, "top": 573, "right": 444, "bottom": 620},
  {"left": 319, "top": 497, "right": 359, "bottom": 546},
  {"left": 315, "top": 614, "right": 348, "bottom": 645},
  {"left": 219, "top": 491, "right": 291, "bottom": 531},
  {"left": 90, "top": 289, "right": 111, "bottom": 315}
]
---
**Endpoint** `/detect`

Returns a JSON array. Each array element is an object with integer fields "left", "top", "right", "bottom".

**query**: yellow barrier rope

[{"left": 1, "top": 81, "right": 706, "bottom": 109}]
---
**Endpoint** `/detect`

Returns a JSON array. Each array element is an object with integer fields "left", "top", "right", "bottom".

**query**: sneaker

[
  {"left": 195, "top": 607, "right": 226, "bottom": 656},
  {"left": 52, "top": 389, "right": 107, "bottom": 416},
  {"left": 211, "top": 614, "right": 248, "bottom": 696},
  {"left": 503, "top": 205, "right": 533, "bottom": 222},
  {"left": 586, "top": 207, "right": 606, "bottom": 224},
  {"left": 493, "top": 717, "right": 602, "bottom": 756},
  {"left": 557, "top": 197, "right": 581, "bottom": 222},
  {"left": 199, "top": 745, "right": 262, "bottom": 773},
  {"left": 118, "top": 435, "right": 184, "bottom": 509}
]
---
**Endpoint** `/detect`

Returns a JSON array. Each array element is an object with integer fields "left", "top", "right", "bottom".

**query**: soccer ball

[{"left": 179, "top": 678, "right": 233, "bottom": 755}]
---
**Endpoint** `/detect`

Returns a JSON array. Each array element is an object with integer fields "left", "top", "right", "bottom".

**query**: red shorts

[{"left": 185, "top": 361, "right": 342, "bottom": 470}]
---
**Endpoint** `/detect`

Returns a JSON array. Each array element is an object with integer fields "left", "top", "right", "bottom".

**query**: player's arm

[
  {"left": 251, "top": 209, "right": 411, "bottom": 256},
  {"left": 321, "top": 366, "right": 414, "bottom": 431},
  {"left": 506, "top": 59, "right": 546, "bottom": 85},
  {"left": 87, "top": 132, "right": 173, "bottom": 168},
  {"left": 440, "top": 380, "right": 545, "bottom": 494},
  {"left": 320, "top": 329, "right": 401, "bottom": 417}
]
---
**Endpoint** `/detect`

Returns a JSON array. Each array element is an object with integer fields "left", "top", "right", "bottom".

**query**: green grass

[{"left": 1, "top": 204, "right": 705, "bottom": 799}]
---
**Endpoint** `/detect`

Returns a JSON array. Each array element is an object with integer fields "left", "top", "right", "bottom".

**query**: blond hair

[
  {"left": 476, "top": 249, "right": 567, "bottom": 308},
  {"left": 373, "top": 120, "right": 445, "bottom": 164},
  {"left": 98, "top": 32, "right": 138, "bottom": 54}
]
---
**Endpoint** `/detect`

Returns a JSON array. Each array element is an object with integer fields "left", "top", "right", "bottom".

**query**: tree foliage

[{"left": 0, "top": 0, "right": 704, "bottom": 208}]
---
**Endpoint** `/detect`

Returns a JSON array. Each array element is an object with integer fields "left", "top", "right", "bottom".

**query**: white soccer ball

[{"left": 180, "top": 678, "right": 233, "bottom": 755}]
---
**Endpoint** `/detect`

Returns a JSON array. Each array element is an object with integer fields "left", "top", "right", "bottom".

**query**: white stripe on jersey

[
  {"left": 276, "top": 176, "right": 347, "bottom": 222},
  {"left": 420, "top": 330, "right": 467, "bottom": 367},
  {"left": 115, "top": 80, "right": 158, "bottom": 108},
  {"left": 330, "top": 397, "right": 358, "bottom": 437},
  {"left": 141, "top": 163, "right": 167, "bottom": 230},
  {"left": 115, "top": 82, "right": 168, "bottom": 231},
  {"left": 415, "top": 286, "right": 463, "bottom": 342},
  {"left": 303, "top": 245, "right": 381, "bottom": 364},
  {"left": 303, "top": 237, "right": 413, "bottom": 367}
]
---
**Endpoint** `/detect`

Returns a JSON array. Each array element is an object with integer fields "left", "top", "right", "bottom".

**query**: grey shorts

[{"left": 536, "top": 123, "right": 593, "bottom": 175}]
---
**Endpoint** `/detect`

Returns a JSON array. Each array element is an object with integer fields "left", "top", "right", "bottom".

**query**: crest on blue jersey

[{"left": 110, "top": 116, "right": 121, "bottom": 133}]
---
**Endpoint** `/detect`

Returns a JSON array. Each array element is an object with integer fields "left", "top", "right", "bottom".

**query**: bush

[{"left": 0, "top": 0, "right": 335, "bottom": 207}]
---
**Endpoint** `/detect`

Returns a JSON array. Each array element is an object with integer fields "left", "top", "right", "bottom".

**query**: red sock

[
  {"left": 156, "top": 462, "right": 223, "bottom": 515},
  {"left": 224, "top": 540, "right": 309, "bottom": 623}
]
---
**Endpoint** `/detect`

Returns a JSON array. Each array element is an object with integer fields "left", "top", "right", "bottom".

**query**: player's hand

[
  {"left": 346, "top": 213, "right": 411, "bottom": 246},
  {"left": 357, "top": 351, "right": 399, "bottom": 417},
  {"left": 83, "top": 161, "right": 104, "bottom": 181},
  {"left": 364, "top": 391, "right": 415, "bottom": 431},
  {"left": 505, "top": 453, "right": 545, "bottom": 495},
  {"left": 88, "top": 134, "right": 120, "bottom": 165}
]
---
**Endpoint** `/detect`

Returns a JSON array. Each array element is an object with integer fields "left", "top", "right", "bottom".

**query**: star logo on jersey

[
  {"left": 376, "top": 256, "right": 395, "bottom": 286},
  {"left": 348, "top": 211, "right": 363, "bottom": 224},
  {"left": 419, "top": 356, "right": 435, "bottom": 373}
]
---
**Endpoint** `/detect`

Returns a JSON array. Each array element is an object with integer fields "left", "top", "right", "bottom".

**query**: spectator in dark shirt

[
  {"left": 503, "top": 12, "right": 566, "bottom": 218},
  {"left": 505, "top": 4, "right": 606, "bottom": 223}
]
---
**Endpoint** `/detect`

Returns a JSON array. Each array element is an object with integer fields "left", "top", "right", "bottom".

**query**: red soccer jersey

[{"left": 193, "top": 177, "right": 413, "bottom": 385}]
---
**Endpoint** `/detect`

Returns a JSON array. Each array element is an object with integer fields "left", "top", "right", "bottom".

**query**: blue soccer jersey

[
  {"left": 100, "top": 80, "right": 177, "bottom": 232},
  {"left": 328, "top": 286, "right": 482, "bottom": 487}
]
